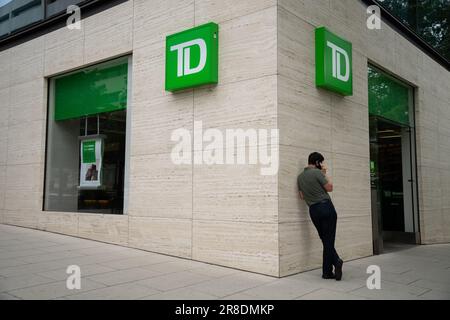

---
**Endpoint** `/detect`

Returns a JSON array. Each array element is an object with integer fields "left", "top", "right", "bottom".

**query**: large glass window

[
  {"left": 44, "top": 57, "right": 129, "bottom": 214},
  {"left": 376, "top": 0, "right": 450, "bottom": 62},
  {"left": 368, "top": 65, "right": 411, "bottom": 126}
]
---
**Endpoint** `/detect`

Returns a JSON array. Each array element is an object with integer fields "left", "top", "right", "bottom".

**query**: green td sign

[
  {"left": 315, "top": 27, "right": 353, "bottom": 96},
  {"left": 165, "top": 22, "right": 219, "bottom": 92}
]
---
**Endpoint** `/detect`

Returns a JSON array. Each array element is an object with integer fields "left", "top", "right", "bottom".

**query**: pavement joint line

[
  {"left": 407, "top": 279, "right": 421, "bottom": 286},
  {"left": 345, "top": 284, "right": 367, "bottom": 293},
  {"left": 138, "top": 270, "right": 237, "bottom": 295},
  {"left": 37, "top": 256, "right": 145, "bottom": 269},
  {"left": 406, "top": 279, "right": 422, "bottom": 286},
  {"left": 218, "top": 286, "right": 262, "bottom": 300},
  {"left": 6, "top": 277, "right": 116, "bottom": 300},
  {"left": 220, "top": 292, "right": 250, "bottom": 300},
  {"left": 397, "top": 268, "right": 414, "bottom": 274},
  {"left": 0, "top": 268, "right": 58, "bottom": 278},
  {"left": 83, "top": 269, "right": 167, "bottom": 287},
  {"left": 3, "top": 291, "right": 23, "bottom": 300},
  {"left": 59, "top": 280, "right": 119, "bottom": 298},
  {"left": 15, "top": 254, "right": 92, "bottom": 264},
  {"left": 4, "top": 277, "right": 62, "bottom": 294},
  {"left": 35, "top": 273, "right": 72, "bottom": 282},
  {"left": 348, "top": 285, "right": 367, "bottom": 294},
  {"left": 134, "top": 265, "right": 214, "bottom": 278},
  {"left": 416, "top": 288, "right": 433, "bottom": 297},
  {"left": 292, "top": 287, "right": 323, "bottom": 300},
  {"left": 193, "top": 276, "right": 279, "bottom": 299},
  {"left": 82, "top": 277, "right": 119, "bottom": 288}
]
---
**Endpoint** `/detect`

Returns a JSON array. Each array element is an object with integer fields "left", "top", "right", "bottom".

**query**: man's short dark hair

[{"left": 308, "top": 152, "right": 325, "bottom": 165}]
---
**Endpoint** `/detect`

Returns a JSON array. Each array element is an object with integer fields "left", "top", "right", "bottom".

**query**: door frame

[{"left": 368, "top": 64, "right": 421, "bottom": 254}]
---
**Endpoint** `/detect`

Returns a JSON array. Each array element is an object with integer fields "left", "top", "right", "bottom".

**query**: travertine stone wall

[
  {"left": 277, "top": 0, "right": 372, "bottom": 276},
  {"left": 129, "top": 0, "right": 279, "bottom": 275},
  {"left": 277, "top": 0, "right": 450, "bottom": 276},
  {"left": 0, "top": 0, "right": 448, "bottom": 277},
  {"left": 0, "top": 0, "right": 281, "bottom": 276}
]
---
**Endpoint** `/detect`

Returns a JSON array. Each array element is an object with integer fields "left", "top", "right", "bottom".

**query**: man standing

[{"left": 297, "top": 152, "right": 343, "bottom": 280}]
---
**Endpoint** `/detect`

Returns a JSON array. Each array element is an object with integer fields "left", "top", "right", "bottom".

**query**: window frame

[{"left": 42, "top": 55, "right": 132, "bottom": 215}]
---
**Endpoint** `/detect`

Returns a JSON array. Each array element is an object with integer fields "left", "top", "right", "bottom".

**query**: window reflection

[{"left": 376, "top": 0, "right": 450, "bottom": 62}]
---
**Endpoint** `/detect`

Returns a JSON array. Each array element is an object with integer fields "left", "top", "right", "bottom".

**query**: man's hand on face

[{"left": 320, "top": 163, "right": 327, "bottom": 175}]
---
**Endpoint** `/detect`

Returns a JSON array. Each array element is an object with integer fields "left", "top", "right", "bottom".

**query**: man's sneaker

[{"left": 335, "top": 259, "right": 343, "bottom": 281}]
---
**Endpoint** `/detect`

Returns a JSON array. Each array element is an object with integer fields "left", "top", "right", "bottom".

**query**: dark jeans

[{"left": 309, "top": 199, "right": 341, "bottom": 276}]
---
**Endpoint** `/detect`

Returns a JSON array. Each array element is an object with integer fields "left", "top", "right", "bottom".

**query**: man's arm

[
  {"left": 297, "top": 176, "right": 305, "bottom": 201},
  {"left": 323, "top": 175, "right": 333, "bottom": 192},
  {"left": 318, "top": 168, "right": 333, "bottom": 192}
]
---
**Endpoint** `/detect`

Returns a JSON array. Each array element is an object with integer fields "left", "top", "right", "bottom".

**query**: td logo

[
  {"left": 327, "top": 41, "right": 350, "bottom": 82},
  {"left": 171, "top": 39, "right": 207, "bottom": 77},
  {"left": 166, "top": 23, "right": 219, "bottom": 92},
  {"left": 315, "top": 27, "right": 353, "bottom": 96}
]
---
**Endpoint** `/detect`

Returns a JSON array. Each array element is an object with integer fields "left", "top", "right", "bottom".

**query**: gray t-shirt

[{"left": 297, "top": 167, "right": 331, "bottom": 207}]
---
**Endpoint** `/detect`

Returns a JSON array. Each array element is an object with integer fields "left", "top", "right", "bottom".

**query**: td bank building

[{"left": 0, "top": 0, "right": 449, "bottom": 277}]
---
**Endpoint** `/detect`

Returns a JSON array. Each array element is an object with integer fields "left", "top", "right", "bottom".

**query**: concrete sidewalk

[{"left": 0, "top": 224, "right": 449, "bottom": 300}]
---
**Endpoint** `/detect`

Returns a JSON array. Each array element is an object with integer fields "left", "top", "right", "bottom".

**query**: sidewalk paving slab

[
  {"left": 138, "top": 270, "right": 215, "bottom": 292},
  {"left": 296, "top": 288, "right": 368, "bottom": 300},
  {"left": 65, "top": 282, "right": 161, "bottom": 300},
  {"left": 140, "top": 287, "right": 218, "bottom": 300},
  {"left": 188, "top": 273, "right": 277, "bottom": 298},
  {"left": 1, "top": 224, "right": 450, "bottom": 300},
  {"left": 7, "top": 278, "right": 106, "bottom": 300},
  {"left": 86, "top": 267, "right": 163, "bottom": 286},
  {"left": 36, "top": 264, "right": 118, "bottom": 281},
  {"left": 0, "top": 274, "right": 57, "bottom": 292}
]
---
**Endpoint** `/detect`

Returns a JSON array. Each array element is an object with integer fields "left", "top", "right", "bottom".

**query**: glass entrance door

[
  {"left": 370, "top": 117, "right": 419, "bottom": 253},
  {"left": 368, "top": 65, "right": 420, "bottom": 254}
]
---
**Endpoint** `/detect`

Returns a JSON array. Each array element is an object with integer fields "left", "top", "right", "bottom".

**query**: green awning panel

[
  {"left": 54, "top": 58, "right": 128, "bottom": 121},
  {"left": 368, "top": 66, "right": 411, "bottom": 126}
]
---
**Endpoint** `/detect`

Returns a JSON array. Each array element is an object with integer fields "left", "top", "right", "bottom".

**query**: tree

[{"left": 377, "top": 0, "right": 450, "bottom": 62}]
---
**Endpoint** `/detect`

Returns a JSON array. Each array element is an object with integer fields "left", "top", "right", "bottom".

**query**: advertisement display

[{"left": 79, "top": 136, "right": 104, "bottom": 189}]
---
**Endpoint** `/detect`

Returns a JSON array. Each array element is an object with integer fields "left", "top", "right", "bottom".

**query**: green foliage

[
  {"left": 377, "top": 0, "right": 450, "bottom": 61},
  {"left": 368, "top": 66, "right": 411, "bottom": 126}
]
